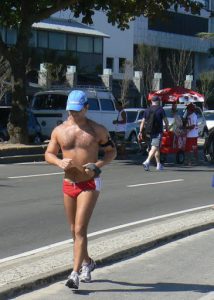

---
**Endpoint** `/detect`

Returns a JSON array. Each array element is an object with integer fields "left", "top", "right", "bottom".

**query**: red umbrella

[{"left": 148, "top": 87, "right": 204, "bottom": 103}]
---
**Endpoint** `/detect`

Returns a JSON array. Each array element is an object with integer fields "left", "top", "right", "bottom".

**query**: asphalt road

[{"left": 0, "top": 153, "right": 214, "bottom": 259}]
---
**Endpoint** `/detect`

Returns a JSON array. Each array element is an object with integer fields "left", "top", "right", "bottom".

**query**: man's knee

[{"left": 74, "top": 225, "right": 87, "bottom": 239}]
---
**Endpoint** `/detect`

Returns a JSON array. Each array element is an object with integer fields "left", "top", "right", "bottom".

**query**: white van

[{"left": 31, "top": 87, "right": 118, "bottom": 139}]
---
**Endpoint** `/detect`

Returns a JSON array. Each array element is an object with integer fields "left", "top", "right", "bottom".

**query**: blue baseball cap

[{"left": 66, "top": 90, "right": 88, "bottom": 111}]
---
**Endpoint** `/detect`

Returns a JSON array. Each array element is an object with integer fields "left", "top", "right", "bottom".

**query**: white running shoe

[
  {"left": 142, "top": 161, "right": 150, "bottom": 171},
  {"left": 156, "top": 164, "right": 164, "bottom": 171},
  {"left": 80, "top": 259, "right": 96, "bottom": 283},
  {"left": 65, "top": 271, "right": 79, "bottom": 289}
]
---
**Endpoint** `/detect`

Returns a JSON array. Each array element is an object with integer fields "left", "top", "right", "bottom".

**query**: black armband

[
  {"left": 100, "top": 137, "right": 115, "bottom": 148},
  {"left": 85, "top": 163, "right": 102, "bottom": 177}
]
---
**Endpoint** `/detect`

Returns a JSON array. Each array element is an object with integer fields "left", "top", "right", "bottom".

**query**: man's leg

[
  {"left": 154, "top": 148, "right": 161, "bottom": 165},
  {"left": 73, "top": 190, "right": 99, "bottom": 273},
  {"left": 64, "top": 194, "right": 77, "bottom": 240}
]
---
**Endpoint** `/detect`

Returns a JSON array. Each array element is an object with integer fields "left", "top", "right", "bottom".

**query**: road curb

[{"left": 0, "top": 207, "right": 213, "bottom": 300}]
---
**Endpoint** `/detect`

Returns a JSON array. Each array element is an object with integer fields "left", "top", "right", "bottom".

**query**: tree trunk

[{"left": 7, "top": 52, "right": 29, "bottom": 144}]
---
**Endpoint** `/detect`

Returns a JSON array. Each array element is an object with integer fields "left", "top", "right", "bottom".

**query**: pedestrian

[
  {"left": 183, "top": 102, "right": 198, "bottom": 165},
  {"left": 45, "top": 90, "right": 117, "bottom": 290},
  {"left": 112, "top": 100, "right": 127, "bottom": 158},
  {"left": 170, "top": 103, "right": 185, "bottom": 149},
  {"left": 138, "top": 96, "right": 169, "bottom": 171}
]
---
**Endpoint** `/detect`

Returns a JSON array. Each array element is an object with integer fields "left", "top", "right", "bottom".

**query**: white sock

[
  {"left": 144, "top": 159, "right": 150, "bottom": 165},
  {"left": 72, "top": 271, "right": 79, "bottom": 276}
]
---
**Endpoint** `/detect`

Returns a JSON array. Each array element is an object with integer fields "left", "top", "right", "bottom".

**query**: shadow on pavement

[{"left": 74, "top": 279, "right": 214, "bottom": 295}]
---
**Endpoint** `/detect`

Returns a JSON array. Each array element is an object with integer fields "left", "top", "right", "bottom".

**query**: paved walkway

[
  {"left": 12, "top": 229, "right": 214, "bottom": 300},
  {"left": 0, "top": 207, "right": 213, "bottom": 299}
]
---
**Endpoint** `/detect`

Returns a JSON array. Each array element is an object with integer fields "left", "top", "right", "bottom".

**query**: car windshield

[
  {"left": 204, "top": 112, "right": 214, "bottom": 120},
  {"left": 164, "top": 107, "right": 186, "bottom": 118},
  {"left": 126, "top": 111, "right": 138, "bottom": 123}
]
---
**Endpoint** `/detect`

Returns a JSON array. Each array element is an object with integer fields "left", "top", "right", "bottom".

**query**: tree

[
  {"left": 166, "top": 49, "right": 193, "bottom": 86},
  {"left": 0, "top": 0, "right": 203, "bottom": 143},
  {"left": 198, "top": 70, "right": 214, "bottom": 108},
  {"left": 0, "top": 56, "right": 12, "bottom": 101},
  {"left": 120, "top": 60, "right": 132, "bottom": 107},
  {"left": 135, "top": 44, "right": 160, "bottom": 104},
  {"left": 197, "top": 32, "right": 214, "bottom": 39}
]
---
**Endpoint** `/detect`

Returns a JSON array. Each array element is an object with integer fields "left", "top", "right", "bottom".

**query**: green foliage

[
  {"left": 198, "top": 70, "right": 214, "bottom": 105},
  {"left": 0, "top": 1, "right": 204, "bottom": 30}
]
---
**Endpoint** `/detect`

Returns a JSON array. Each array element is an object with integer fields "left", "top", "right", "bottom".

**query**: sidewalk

[
  {"left": 0, "top": 207, "right": 213, "bottom": 299},
  {"left": 12, "top": 228, "right": 214, "bottom": 300},
  {"left": 0, "top": 143, "right": 48, "bottom": 164}
]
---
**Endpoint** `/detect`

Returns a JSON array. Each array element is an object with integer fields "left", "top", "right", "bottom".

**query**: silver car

[
  {"left": 124, "top": 108, "right": 145, "bottom": 143},
  {"left": 163, "top": 104, "right": 208, "bottom": 138},
  {"left": 203, "top": 110, "right": 214, "bottom": 132}
]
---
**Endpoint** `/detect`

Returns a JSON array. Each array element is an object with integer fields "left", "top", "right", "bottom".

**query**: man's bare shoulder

[
  {"left": 87, "top": 118, "right": 107, "bottom": 132},
  {"left": 51, "top": 121, "right": 69, "bottom": 136}
]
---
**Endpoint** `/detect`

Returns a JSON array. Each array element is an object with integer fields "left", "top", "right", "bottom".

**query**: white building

[{"left": 54, "top": 2, "right": 214, "bottom": 85}]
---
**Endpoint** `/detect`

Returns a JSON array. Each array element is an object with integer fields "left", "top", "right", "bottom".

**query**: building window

[
  {"left": 94, "top": 37, "right": 102, "bottom": 53},
  {"left": 38, "top": 31, "right": 48, "bottom": 48},
  {"left": 148, "top": 12, "right": 208, "bottom": 36},
  {"left": 119, "top": 58, "right": 126, "bottom": 73},
  {"left": 106, "top": 57, "right": 114, "bottom": 71},
  {"left": 67, "top": 35, "right": 77, "bottom": 51},
  {"left": 49, "top": 32, "right": 66, "bottom": 50},
  {"left": 77, "top": 36, "right": 93, "bottom": 53},
  {"left": 6, "top": 28, "right": 16, "bottom": 45}
]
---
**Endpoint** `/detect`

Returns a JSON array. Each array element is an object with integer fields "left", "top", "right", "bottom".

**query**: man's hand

[
  {"left": 58, "top": 158, "right": 75, "bottom": 171},
  {"left": 84, "top": 163, "right": 102, "bottom": 178},
  {"left": 138, "top": 132, "right": 143, "bottom": 142}
]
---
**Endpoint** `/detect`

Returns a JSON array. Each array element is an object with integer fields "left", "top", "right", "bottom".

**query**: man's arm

[
  {"left": 96, "top": 127, "right": 117, "bottom": 168},
  {"left": 163, "top": 116, "right": 169, "bottom": 131},
  {"left": 45, "top": 129, "right": 62, "bottom": 167},
  {"left": 138, "top": 118, "right": 145, "bottom": 140}
]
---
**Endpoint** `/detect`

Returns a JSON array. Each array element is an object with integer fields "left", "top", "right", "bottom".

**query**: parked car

[
  {"left": 124, "top": 108, "right": 145, "bottom": 143},
  {"left": 204, "top": 127, "right": 214, "bottom": 162},
  {"left": 0, "top": 106, "right": 42, "bottom": 144},
  {"left": 203, "top": 110, "right": 214, "bottom": 132},
  {"left": 163, "top": 104, "right": 208, "bottom": 137},
  {"left": 31, "top": 87, "right": 117, "bottom": 139}
]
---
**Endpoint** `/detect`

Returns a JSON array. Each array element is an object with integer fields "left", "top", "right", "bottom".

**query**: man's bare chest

[{"left": 60, "top": 129, "right": 98, "bottom": 150}]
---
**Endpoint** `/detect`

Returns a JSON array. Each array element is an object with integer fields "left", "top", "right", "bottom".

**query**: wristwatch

[{"left": 84, "top": 163, "right": 102, "bottom": 177}]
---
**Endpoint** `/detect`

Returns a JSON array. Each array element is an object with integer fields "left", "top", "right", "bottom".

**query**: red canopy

[{"left": 148, "top": 87, "right": 204, "bottom": 103}]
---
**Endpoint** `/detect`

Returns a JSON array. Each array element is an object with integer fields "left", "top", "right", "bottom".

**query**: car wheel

[
  {"left": 129, "top": 132, "right": 138, "bottom": 144},
  {"left": 176, "top": 150, "right": 185, "bottom": 164}
]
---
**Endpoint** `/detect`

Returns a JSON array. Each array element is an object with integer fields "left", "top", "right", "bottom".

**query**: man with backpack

[{"left": 138, "top": 96, "right": 169, "bottom": 171}]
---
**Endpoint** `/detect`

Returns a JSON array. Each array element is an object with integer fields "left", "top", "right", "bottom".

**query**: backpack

[{"left": 145, "top": 107, "right": 160, "bottom": 135}]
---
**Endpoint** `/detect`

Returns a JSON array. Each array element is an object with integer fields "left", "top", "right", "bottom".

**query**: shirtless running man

[{"left": 45, "top": 90, "right": 117, "bottom": 290}]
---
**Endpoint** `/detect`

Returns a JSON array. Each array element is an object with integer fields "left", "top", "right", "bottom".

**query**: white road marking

[
  {"left": 8, "top": 172, "right": 63, "bottom": 179},
  {"left": 0, "top": 204, "right": 213, "bottom": 264},
  {"left": 198, "top": 292, "right": 214, "bottom": 299},
  {"left": 127, "top": 179, "right": 184, "bottom": 187},
  {"left": 15, "top": 161, "right": 47, "bottom": 165}
]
